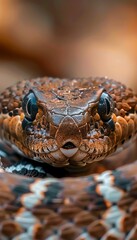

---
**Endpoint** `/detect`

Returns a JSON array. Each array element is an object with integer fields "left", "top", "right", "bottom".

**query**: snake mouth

[
  {"left": 62, "top": 142, "right": 76, "bottom": 149},
  {"left": 60, "top": 141, "right": 78, "bottom": 157}
]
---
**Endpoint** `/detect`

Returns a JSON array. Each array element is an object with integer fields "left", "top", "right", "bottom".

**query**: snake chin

[
  {"left": 7, "top": 136, "right": 116, "bottom": 168},
  {"left": 32, "top": 148, "right": 107, "bottom": 168}
]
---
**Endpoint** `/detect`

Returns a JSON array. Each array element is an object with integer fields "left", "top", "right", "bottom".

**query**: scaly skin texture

[{"left": 0, "top": 77, "right": 137, "bottom": 240}]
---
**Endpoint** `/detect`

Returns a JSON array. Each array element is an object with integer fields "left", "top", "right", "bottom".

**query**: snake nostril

[{"left": 62, "top": 142, "right": 76, "bottom": 149}]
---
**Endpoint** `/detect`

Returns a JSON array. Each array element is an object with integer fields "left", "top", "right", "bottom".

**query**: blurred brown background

[{"left": 0, "top": 0, "right": 137, "bottom": 92}]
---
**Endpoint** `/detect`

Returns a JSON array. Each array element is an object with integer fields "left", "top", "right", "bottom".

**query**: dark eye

[
  {"left": 22, "top": 92, "right": 38, "bottom": 121},
  {"left": 98, "top": 92, "right": 114, "bottom": 122}
]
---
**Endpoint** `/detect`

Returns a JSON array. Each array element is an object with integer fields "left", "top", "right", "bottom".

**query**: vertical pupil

[
  {"left": 27, "top": 99, "right": 32, "bottom": 116},
  {"left": 106, "top": 98, "right": 110, "bottom": 115}
]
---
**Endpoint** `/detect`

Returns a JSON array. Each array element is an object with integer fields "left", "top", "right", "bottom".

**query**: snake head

[{"left": 0, "top": 77, "right": 137, "bottom": 171}]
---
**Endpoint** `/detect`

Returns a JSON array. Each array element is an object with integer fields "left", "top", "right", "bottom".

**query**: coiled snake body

[{"left": 0, "top": 77, "right": 137, "bottom": 240}]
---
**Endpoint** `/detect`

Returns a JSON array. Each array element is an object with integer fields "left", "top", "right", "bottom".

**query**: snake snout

[{"left": 55, "top": 116, "right": 82, "bottom": 157}]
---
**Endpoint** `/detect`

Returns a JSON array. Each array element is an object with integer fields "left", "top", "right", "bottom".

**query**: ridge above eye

[
  {"left": 22, "top": 92, "right": 38, "bottom": 121},
  {"left": 98, "top": 92, "right": 114, "bottom": 122}
]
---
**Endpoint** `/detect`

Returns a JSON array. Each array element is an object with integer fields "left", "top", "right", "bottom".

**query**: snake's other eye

[
  {"left": 98, "top": 92, "right": 114, "bottom": 122},
  {"left": 22, "top": 92, "right": 38, "bottom": 121}
]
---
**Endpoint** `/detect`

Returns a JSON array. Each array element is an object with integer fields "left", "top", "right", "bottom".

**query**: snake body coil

[{"left": 0, "top": 77, "right": 137, "bottom": 240}]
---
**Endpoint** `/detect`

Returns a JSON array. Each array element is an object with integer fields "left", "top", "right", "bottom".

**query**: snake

[{"left": 0, "top": 76, "right": 137, "bottom": 240}]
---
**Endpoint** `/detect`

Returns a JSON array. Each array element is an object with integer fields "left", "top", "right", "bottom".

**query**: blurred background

[{"left": 0, "top": 0, "right": 137, "bottom": 92}]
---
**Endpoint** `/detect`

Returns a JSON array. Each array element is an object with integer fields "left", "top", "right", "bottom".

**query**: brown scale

[
  {"left": 88, "top": 220, "right": 108, "bottom": 238},
  {"left": 1, "top": 221, "right": 23, "bottom": 239}
]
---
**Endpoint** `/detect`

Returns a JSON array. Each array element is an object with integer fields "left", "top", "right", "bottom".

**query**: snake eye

[
  {"left": 22, "top": 92, "right": 38, "bottom": 121},
  {"left": 98, "top": 92, "right": 114, "bottom": 122}
]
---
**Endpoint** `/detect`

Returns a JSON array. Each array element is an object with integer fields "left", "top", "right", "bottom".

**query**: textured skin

[{"left": 0, "top": 77, "right": 137, "bottom": 240}]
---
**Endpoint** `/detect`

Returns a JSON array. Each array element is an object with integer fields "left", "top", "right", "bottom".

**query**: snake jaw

[{"left": 60, "top": 147, "right": 78, "bottom": 158}]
